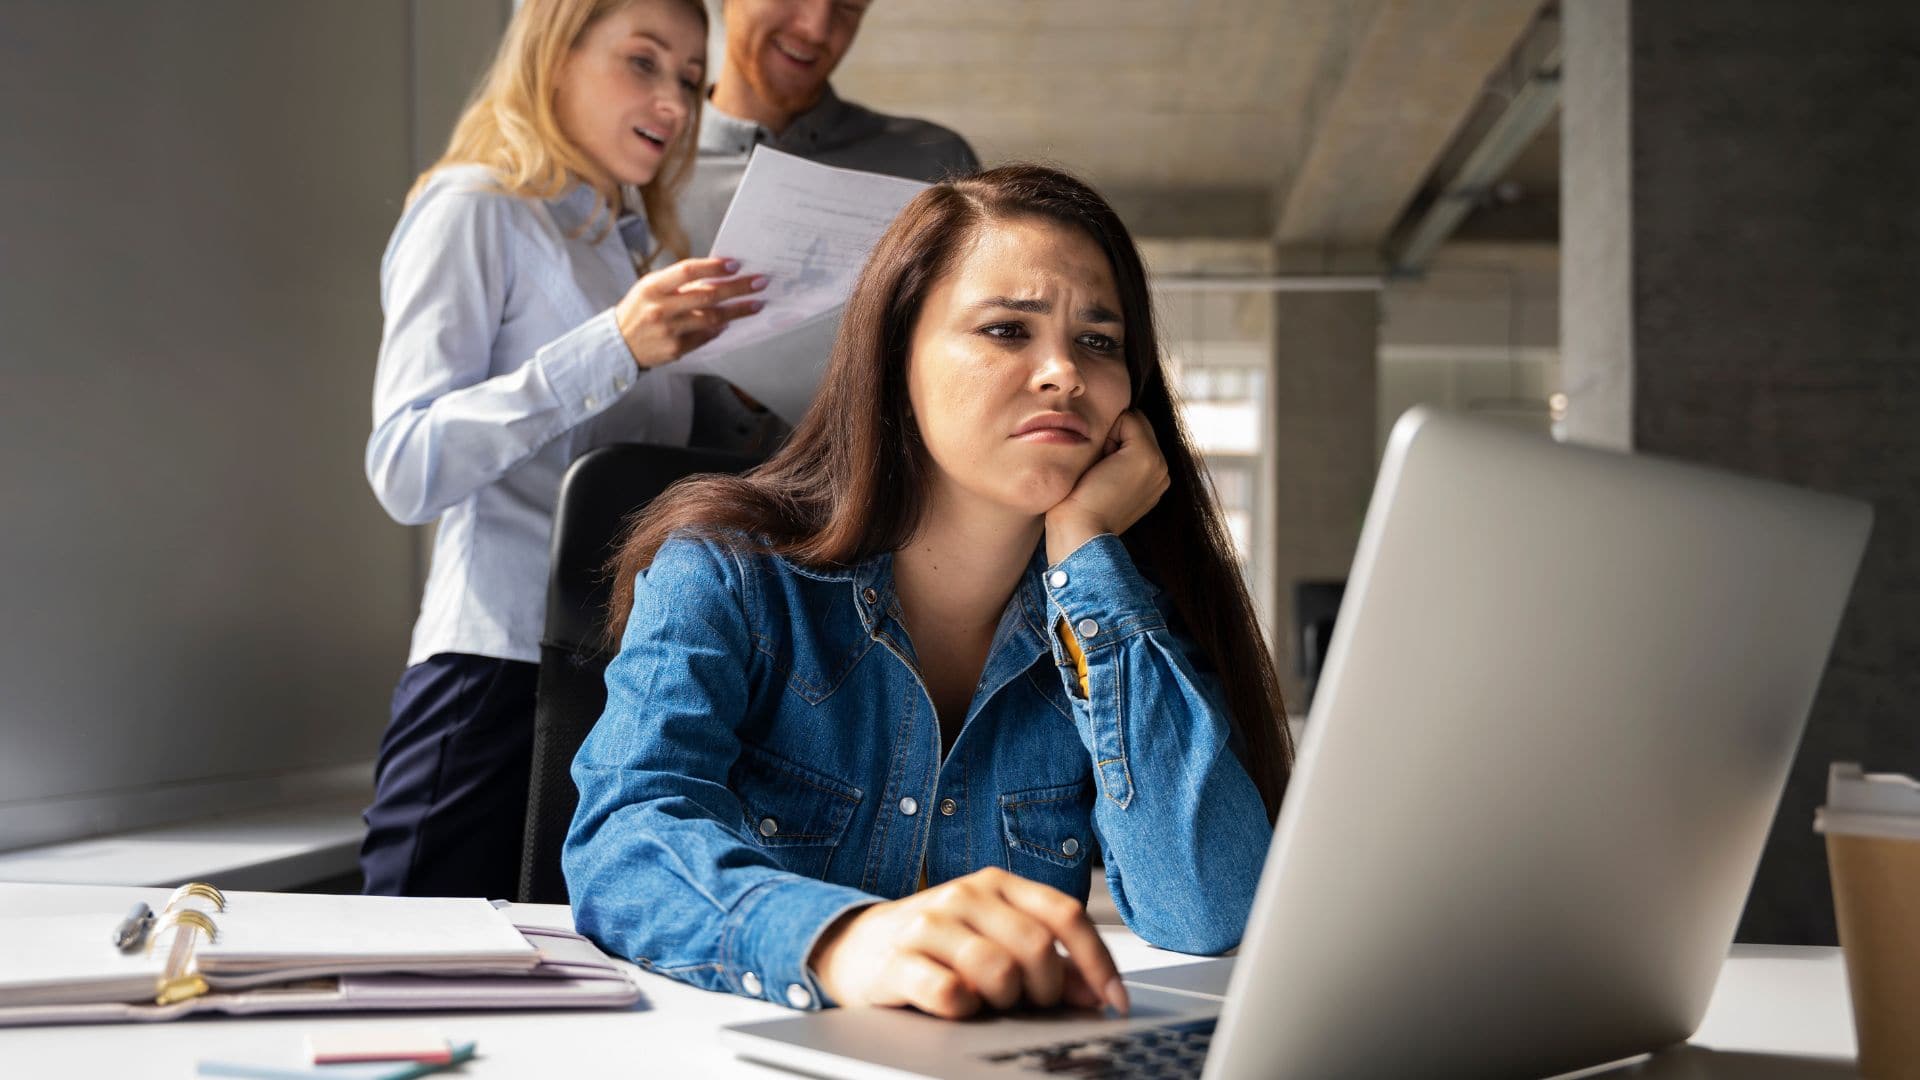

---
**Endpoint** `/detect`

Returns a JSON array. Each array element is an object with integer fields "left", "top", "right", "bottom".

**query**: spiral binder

[{"left": 147, "top": 881, "right": 227, "bottom": 1005}]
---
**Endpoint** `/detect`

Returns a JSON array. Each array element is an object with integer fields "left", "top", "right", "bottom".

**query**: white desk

[{"left": 0, "top": 901, "right": 1859, "bottom": 1080}]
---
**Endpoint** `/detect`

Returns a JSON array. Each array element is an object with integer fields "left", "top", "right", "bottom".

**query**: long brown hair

[
  {"left": 607, "top": 164, "right": 1294, "bottom": 820},
  {"left": 409, "top": 0, "right": 705, "bottom": 264}
]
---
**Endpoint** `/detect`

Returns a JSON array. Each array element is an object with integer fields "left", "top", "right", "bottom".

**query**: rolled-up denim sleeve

[
  {"left": 364, "top": 182, "right": 641, "bottom": 525},
  {"left": 1042, "top": 533, "right": 1271, "bottom": 955},
  {"left": 564, "top": 537, "right": 877, "bottom": 1009}
]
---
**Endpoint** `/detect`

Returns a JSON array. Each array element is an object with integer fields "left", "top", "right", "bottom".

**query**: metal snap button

[
  {"left": 939, "top": 798, "right": 957, "bottom": 816},
  {"left": 899, "top": 797, "right": 918, "bottom": 816},
  {"left": 1076, "top": 618, "right": 1099, "bottom": 638},
  {"left": 758, "top": 817, "right": 779, "bottom": 837},
  {"left": 786, "top": 983, "right": 813, "bottom": 1009},
  {"left": 1061, "top": 837, "right": 1080, "bottom": 857},
  {"left": 742, "top": 971, "right": 762, "bottom": 996},
  {"left": 862, "top": 587, "right": 878, "bottom": 604},
  {"left": 1048, "top": 570, "right": 1068, "bottom": 588}
]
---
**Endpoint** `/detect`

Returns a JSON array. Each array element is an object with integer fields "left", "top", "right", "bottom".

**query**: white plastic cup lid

[{"left": 1813, "top": 762, "right": 1920, "bottom": 841}]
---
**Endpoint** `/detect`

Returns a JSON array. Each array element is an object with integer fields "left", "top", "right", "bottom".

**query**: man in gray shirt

[
  {"left": 680, "top": 0, "right": 981, "bottom": 257},
  {"left": 682, "top": 0, "right": 980, "bottom": 451}
]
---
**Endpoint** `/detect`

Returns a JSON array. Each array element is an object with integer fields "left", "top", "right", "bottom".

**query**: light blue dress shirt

[{"left": 367, "top": 164, "right": 695, "bottom": 665}]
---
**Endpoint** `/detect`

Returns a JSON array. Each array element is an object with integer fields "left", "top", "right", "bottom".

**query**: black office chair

[{"left": 517, "top": 443, "right": 764, "bottom": 905}]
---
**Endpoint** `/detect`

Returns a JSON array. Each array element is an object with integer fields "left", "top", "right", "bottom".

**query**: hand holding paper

[
  {"left": 614, "top": 257, "right": 767, "bottom": 368},
  {"left": 675, "top": 147, "right": 930, "bottom": 422}
]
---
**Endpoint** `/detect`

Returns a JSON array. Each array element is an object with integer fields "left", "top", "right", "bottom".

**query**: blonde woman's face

[{"left": 556, "top": 0, "right": 706, "bottom": 189}]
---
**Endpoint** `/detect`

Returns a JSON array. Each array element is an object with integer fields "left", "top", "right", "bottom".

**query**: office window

[{"left": 1157, "top": 286, "right": 1277, "bottom": 644}]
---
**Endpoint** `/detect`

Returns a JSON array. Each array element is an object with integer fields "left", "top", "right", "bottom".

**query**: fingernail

[
  {"left": 749, "top": 300, "right": 765, "bottom": 313},
  {"left": 749, "top": 275, "right": 770, "bottom": 291},
  {"left": 722, "top": 259, "right": 740, "bottom": 273},
  {"left": 1104, "top": 977, "right": 1129, "bottom": 1016}
]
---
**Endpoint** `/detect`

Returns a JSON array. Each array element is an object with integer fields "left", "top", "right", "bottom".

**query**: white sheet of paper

[{"left": 674, "top": 147, "right": 928, "bottom": 423}]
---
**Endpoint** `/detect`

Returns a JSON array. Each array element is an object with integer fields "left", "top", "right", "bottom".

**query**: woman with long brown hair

[
  {"left": 359, "top": 0, "right": 770, "bottom": 899},
  {"left": 566, "top": 165, "right": 1292, "bottom": 1016}
]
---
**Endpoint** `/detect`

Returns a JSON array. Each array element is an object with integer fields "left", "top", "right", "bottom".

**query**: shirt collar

[
  {"left": 1014, "top": 544, "right": 1061, "bottom": 662},
  {"left": 778, "top": 84, "right": 855, "bottom": 153},
  {"left": 616, "top": 184, "right": 653, "bottom": 259},
  {"left": 847, "top": 548, "right": 895, "bottom": 636},
  {"left": 990, "top": 546, "right": 1059, "bottom": 693},
  {"left": 544, "top": 178, "right": 653, "bottom": 259},
  {"left": 699, "top": 83, "right": 854, "bottom": 157},
  {"left": 840, "top": 543, "right": 1054, "bottom": 659},
  {"left": 543, "top": 178, "right": 607, "bottom": 235}
]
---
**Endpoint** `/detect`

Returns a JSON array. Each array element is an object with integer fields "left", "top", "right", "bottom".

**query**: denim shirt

[{"left": 564, "top": 531, "right": 1272, "bottom": 1010}]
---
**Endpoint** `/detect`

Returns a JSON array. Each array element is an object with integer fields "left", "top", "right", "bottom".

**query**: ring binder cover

[{"left": 0, "top": 882, "right": 642, "bottom": 1026}]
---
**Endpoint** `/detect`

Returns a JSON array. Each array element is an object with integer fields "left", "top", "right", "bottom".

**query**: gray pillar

[
  {"left": 1559, "top": 0, "right": 1633, "bottom": 450},
  {"left": 1563, "top": 0, "right": 1920, "bottom": 943},
  {"left": 1271, "top": 290, "right": 1379, "bottom": 714}
]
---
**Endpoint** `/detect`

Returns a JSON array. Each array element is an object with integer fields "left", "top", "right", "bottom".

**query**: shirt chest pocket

[
  {"left": 1000, "top": 779, "right": 1095, "bottom": 895},
  {"left": 731, "top": 742, "right": 863, "bottom": 880}
]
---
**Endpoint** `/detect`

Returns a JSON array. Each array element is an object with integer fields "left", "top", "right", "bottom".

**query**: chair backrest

[{"left": 518, "top": 442, "right": 764, "bottom": 904}]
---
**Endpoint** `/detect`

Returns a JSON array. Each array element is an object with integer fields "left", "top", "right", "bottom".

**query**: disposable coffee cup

[{"left": 1814, "top": 762, "right": 1920, "bottom": 1079}]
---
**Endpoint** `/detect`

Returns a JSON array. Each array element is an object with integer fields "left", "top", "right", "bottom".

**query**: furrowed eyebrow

[
  {"left": 974, "top": 296, "right": 1050, "bottom": 315},
  {"left": 971, "top": 297, "right": 1123, "bottom": 325}
]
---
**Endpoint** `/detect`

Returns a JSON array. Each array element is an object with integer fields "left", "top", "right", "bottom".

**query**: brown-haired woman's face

[
  {"left": 905, "top": 216, "right": 1134, "bottom": 521},
  {"left": 555, "top": 0, "right": 706, "bottom": 189}
]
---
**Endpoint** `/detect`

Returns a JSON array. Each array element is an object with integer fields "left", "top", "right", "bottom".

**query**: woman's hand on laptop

[{"left": 807, "top": 867, "right": 1129, "bottom": 1019}]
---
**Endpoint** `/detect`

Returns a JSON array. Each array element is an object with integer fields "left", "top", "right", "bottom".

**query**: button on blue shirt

[
  {"left": 366, "top": 165, "right": 697, "bottom": 664},
  {"left": 564, "top": 532, "right": 1272, "bottom": 1009}
]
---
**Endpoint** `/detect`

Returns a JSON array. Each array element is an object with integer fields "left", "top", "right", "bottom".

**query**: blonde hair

[{"left": 410, "top": 0, "right": 706, "bottom": 265}]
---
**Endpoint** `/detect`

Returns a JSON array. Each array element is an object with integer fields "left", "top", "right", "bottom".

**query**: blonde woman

[{"left": 361, "top": 0, "right": 764, "bottom": 898}]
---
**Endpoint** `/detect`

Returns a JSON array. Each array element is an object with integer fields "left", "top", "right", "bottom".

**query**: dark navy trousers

[{"left": 359, "top": 653, "right": 539, "bottom": 899}]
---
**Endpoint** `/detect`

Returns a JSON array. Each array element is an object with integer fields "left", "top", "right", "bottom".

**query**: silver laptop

[{"left": 722, "top": 407, "right": 1872, "bottom": 1080}]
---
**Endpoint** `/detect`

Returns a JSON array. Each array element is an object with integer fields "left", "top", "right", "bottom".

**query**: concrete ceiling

[{"left": 831, "top": 0, "right": 1550, "bottom": 251}]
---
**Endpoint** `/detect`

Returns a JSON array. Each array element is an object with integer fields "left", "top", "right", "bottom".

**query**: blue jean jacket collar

[{"left": 781, "top": 543, "right": 1062, "bottom": 681}]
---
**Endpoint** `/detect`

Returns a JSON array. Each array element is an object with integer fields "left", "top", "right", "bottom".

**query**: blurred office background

[{"left": 1, "top": 0, "right": 1914, "bottom": 945}]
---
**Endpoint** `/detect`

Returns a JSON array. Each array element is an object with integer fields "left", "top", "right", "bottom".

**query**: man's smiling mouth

[{"left": 773, "top": 40, "right": 819, "bottom": 65}]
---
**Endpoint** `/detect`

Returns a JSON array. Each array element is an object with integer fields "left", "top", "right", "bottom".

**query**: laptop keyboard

[{"left": 981, "top": 1017, "right": 1216, "bottom": 1077}]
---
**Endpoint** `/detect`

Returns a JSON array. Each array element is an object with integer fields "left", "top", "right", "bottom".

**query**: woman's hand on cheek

[
  {"left": 806, "top": 867, "right": 1127, "bottom": 1019},
  {"left": 1044, "top": 410, "right": 1170, "bottom": 564}
]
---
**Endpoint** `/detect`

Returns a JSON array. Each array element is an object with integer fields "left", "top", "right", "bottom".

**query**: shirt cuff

[
  {"left": 721, "top": 875, "right": 877, "bottom": 1010},
  {"left": 537, "top": 307, "right": 641, "bottom": 428},
  {"left": 1042, "top": 533, "right": 1165, "bottom": 657}
]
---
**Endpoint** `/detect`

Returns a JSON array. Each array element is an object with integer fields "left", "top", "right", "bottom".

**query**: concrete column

[
  {"left": 1563, "top": 0, "right": 1920, "bottom": 943},
  {"left": 1558, "top": 0, "right": 1632, "bottom": 450},
  {"left": 1270, "top": 290, "right": 1379, "bottom": 714}
]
